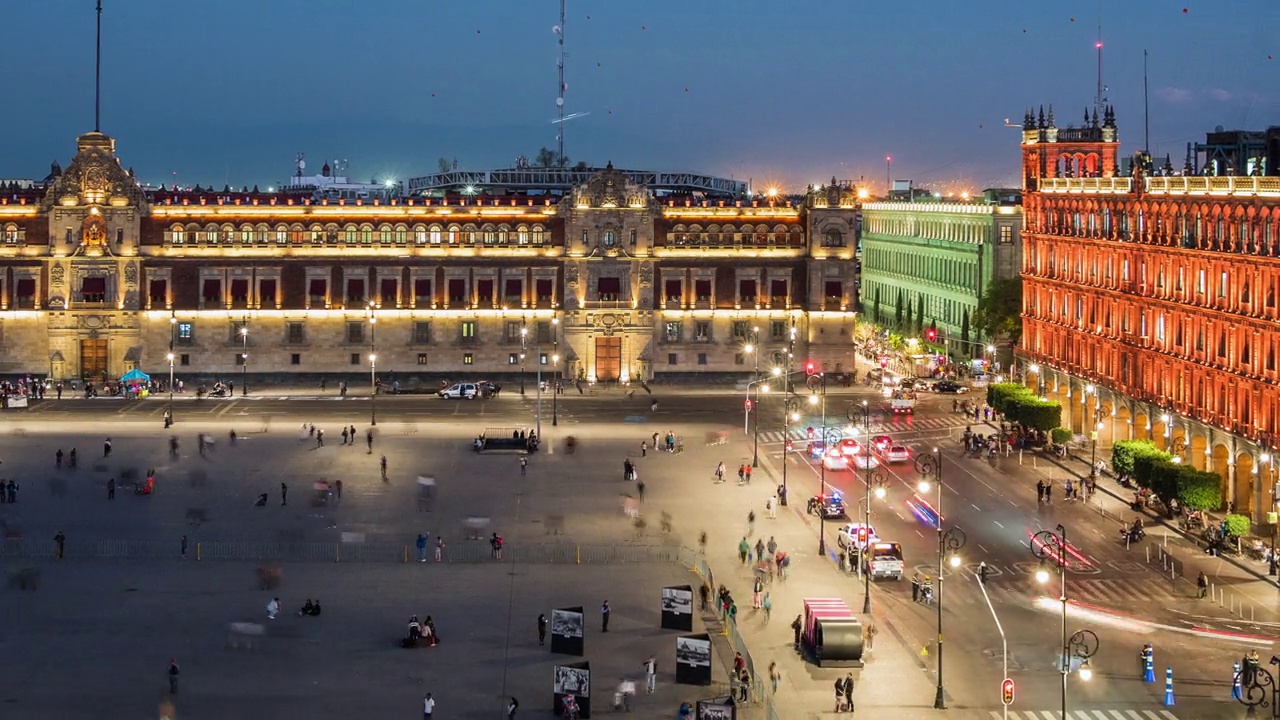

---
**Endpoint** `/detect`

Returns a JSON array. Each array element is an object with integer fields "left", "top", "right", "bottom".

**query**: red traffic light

[
  {"left": 804, "top": 361, "right": 816, "bottom": 376},
  {"left": 1001, "top": 678, "right": 1014, "bottom": 705},
  {"left": 856, "top": 527, "right": 868, "bottom": 543},
  {"left": 744, "top": 399, "right": 753, "bottom": 410},
  {"left": 925, "top": 328, "right": 938, "bottom": 342},
  {"left": 806, "top": 427, "right": 816, "bottom": 439}
]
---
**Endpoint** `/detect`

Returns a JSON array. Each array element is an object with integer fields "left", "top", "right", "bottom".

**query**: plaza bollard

[
  {"left": 1163, "top": 666, "right": 1175, "bottom": 706},
  {"left": 1232, "top": 661, "right": 1243, "bottom": 701},
  {"left": 1142, "top": 644, "right": 1155, "bottom": 683}
]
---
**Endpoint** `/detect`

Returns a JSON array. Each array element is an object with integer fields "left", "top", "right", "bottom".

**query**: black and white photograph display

[
  {"left": 552, "top": 661, "right": 592, "bottom": 718},
  {"left": 696, "top": 698, "right": 736, "bottom": 720},
  {"left": 550, "top": 606, "right": 584, "bottom": 656},
  {"left": 675, "top": 633, "right": 713, "bottom": 685},
  {"left": 661, "top": 584, "right": 694, "bottom": 631}
]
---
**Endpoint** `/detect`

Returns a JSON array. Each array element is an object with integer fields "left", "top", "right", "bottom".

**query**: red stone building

[{"left": 1018, "top": 106, "right": 1280, "bottom": 519}]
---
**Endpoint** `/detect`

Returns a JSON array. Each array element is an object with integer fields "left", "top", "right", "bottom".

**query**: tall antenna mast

[
  {"left": 95, "top": 0, "right": 103, "bottom": 132},
  {"left": 555, "top": 0, "right": 567, "bottom": 167},
  {"left": 1143, "top": 49, "right": 1150, "bottom": 154}
]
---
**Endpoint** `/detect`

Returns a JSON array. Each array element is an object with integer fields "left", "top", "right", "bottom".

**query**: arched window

[
  {"left": 413, "top": 224, "right": 427, "bottom": 244},
  {"left": 429, "top": 224, "right": 443, "bottom": 244},
  {"left": 394, "top": 224, "right": 408, "bottom": 244},
  {"left": 516, "top": 224, "right": 530, "bottom": 245},
  {"left": 672, "top": 224, "right": 687, "bottom": 245},
  {"left": 273, "top": 224, "right": 288, "bottom": 244},
  {"left": 531, "top": 224, "right": 545, "bottom": 244},
  {"left": 481, "top": 223, "right": 497, "bottom": 244},
  {"left": 289, "top": 224, "right": 306, "bottom": 243},
  {"left": 497, "top": 224, "right": 510, "bottom": 244},
  {"left": 462, "top": 224, "right": 477, "bottom": 244},
  {"left": 824, "top": 228, "right": 844, "bottom": 247},
  {"left": 378, "top": 224, "right": 393, "bottom": 244},
  {"left": 170, "top": 224, "right": 185, "bottom": 243},
  {"left": 447, "top": 224, "right": 461, "bottom": 243},
  {"left": 359, "top": 224, "right": 374, "bottom": 243},
  {"left": 308, "top": 224, "right": 324, "bottom": 243}
]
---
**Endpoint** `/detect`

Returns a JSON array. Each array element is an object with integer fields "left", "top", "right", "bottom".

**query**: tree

[
  {"left": 903, "top": 296, "right": 913, "bottom": 333},
  {"left": 972, "top": 277, "right": 1023, "bottom": 343},
  {"left": 915, "top": 294, "right": 925, "bottom": 334},
  {"left": 437, "top": 157, "right": 452, "bottom": 173},
  {"left": 960, "top": 308, "right": 971, "bottom": 345},
  {"left": 535, "top": 147, "right": 570, "bottom": 168},
  {"left": 873, "top": 286, "right": 882, "bottom": 324},
  {"left": 894, "top": 290, "right": 904, "bottom": 329}
]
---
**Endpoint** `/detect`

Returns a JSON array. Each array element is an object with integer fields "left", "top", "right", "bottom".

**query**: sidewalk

[{"left": 990, "top": 418, "right": 1280, "bottom": 631}]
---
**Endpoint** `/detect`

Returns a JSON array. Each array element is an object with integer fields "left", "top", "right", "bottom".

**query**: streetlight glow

[
  {"left": 744, "top": 344, "right": 754, "bottom": 353},
  {"left": 771, "top": 367, "right": 782, "bottom": 376},
  {"left": 917, "top": 479, "right": 931, "bottom": 494},
  {"left": 949, "top": 554, "right": 961, "bottom": 568},
  {"left": 1036, "top": 564, "right": 1050, "bottom": 585},
  {"left": 808, "top": 394, "right": 819, "bottom": 406},
  {"left": 874, "top": 486, "right": 886, "bottom": 499}
]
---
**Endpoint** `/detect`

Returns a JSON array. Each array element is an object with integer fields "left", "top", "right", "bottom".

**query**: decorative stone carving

[
  {"left": 43, "top": 132, "right": 149, "bottom": 211},
  {"left": 638, "top": 263, "right": 653, "bottom": 286},
  {"left": 565, "top": 263, "right": 579, "bottom": 286},
  {"left": 124, "top": 262, "right": 138, "bottom": 287},
  {"left": 76, "top": 314, "right": 108, "bottom": 330},
  {"left": 48, "top": 295, "right": 65, "bottom": 309},
  {"left": 50, "top": 264, "right": 65, "bottom": 286},
  {"left": 572, "top": 163, "right": 648, "bottom": 209}
]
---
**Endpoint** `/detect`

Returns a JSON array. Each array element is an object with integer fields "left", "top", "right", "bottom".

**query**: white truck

[{"left": 889, "top": 389, "right": 917, "bottom": 414}]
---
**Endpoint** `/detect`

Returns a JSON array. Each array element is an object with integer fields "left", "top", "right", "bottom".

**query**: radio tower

[
  {"left": 555, "top": 0, "right": 567, "bottom": 167},
  {"left": 1093, "top": 24, "right": 1108, "bottom": 118}
]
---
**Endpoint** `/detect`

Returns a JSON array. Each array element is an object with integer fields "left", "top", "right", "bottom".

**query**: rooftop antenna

[
  {"left": 1094, "top": 24, "right": 1108, "bottom": 118},
  {"left": 554, "top": 0, "right": 566, "bottom": 167},
  {"left": 1143, "top": 49, "right": 1150, "bottom": 154},
  {"left": 94, "top": 0, "right": 103, "bottom": 132}
]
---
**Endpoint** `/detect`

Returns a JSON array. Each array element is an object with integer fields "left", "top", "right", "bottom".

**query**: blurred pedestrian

[
  {"left": 55, "top": 449, "right": 63, "bottom": 468},
  {"left": 520, "top": 457, "right": 528, "bottom": 476},
  {"left": 280, "top": 483, "right": 288, "bottom": 506},
  {"left": 538, "top": 613, "right": 547, "bottom": 645},
  {"left": 636, "top": 480, "right": 645, "bottom": 503},
  {"left": 103, "top": 438, "right": 112, "bottom": 457},
  {"left": 366, "top": 429, "right": 374, "bottom": 453},
  {"left": 181, "top": 535, "right": 188, "bottom": 560},
  {"left": 168, "top": 658, "right": 180, "bottom": 694},
  {"left": 643, "top": 655, "right": 656, "bottom": 693},
  {"left": 107, "top": 477, "right": 115, "bottom": 500},
  {"left": 341, "top": 427, "right": 350, "bottom": 445},
  {"left": 54, "top": 531, "right": 66, "bottom": 559},
  {"left": 601, "top": 600, "right": 611, "bottom": 632},
  {"left": 416, "top": 533, "right": 427, "bottom": 562},
  {"left": 1197, "top": 571, "right": 1208, "bottom": 598},
  {"left": 640, "top": 441, "right": 647, "bottom": 458},
  {"left": 267, "top": 597, "right": 280, "bottom": 620},
  {"left": 434, "top": 535, "right": 444, "bottom": 562}
]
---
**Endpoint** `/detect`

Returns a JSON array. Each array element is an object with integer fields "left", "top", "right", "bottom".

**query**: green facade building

[{"left": 859, "top": 198, "right": 1023, "bottom": 357}]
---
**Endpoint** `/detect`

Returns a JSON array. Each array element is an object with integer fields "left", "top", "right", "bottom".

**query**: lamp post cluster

[
  {"left": 847, "top": 398, "right": 885, "bottom": 615},
  {"left": 367, "top": 302, "right": 378, "bottom": 426},
  {"left": 551, "top": 317, "right": 560, "bottom": 426},
  {"left": 166, "top": 311, "right": 176, "bottom": 427},
  {"left": 239, "top": 317, "right": 249, "bottom": 396},
  {"left": 1031, "top": 524, "right": 1098, "bottom": 718},
  {"left": 809, "top": 372, "right": 833, "bottom": 556},
  {"left": 914, "top": 449, "right": 963, "bottom": 710}
]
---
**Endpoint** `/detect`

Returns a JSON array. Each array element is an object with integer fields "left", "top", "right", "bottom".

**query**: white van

[{"left": 438, "top": 383, "right": 478, "bottom": 399}]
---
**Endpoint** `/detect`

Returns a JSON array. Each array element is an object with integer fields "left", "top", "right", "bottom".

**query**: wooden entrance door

[
  {"left": 595, "top": 337, "right": 622, "bottom": 382},
  {"left": 80, "top": 339, "right": 108, "bottom": 379}
]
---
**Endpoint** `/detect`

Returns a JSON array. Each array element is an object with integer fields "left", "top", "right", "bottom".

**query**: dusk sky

[{"left": 2, "top": 1, "right": 1276, "bottom": 193}]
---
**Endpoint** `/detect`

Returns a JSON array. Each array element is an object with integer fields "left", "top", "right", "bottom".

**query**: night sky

[{"left": 1, "top": 0, "right": 1275, "bottom": 192}]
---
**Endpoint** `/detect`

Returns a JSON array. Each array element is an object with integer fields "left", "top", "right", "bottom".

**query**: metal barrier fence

[
  {"left": 688, "top": 554, "right": 776, "bottom": 717},
  {"left": 0, "top": 538, "right": 689, "bottom": 565}
]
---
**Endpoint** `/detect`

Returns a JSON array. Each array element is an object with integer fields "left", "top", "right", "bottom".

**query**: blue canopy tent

[{"left": 120, "top": 369, "right": 151, "bottom": 383}]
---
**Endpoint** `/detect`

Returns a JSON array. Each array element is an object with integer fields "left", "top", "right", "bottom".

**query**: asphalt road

[{"left": 0, "top": 378, "right": 1269, "bottom": 718}]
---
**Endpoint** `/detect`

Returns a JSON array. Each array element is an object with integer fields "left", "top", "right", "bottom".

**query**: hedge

[
  {"left": 1223, "top": 513, "right": 1251, "bottom": 537},
  {"left": 1130, "top": 451, "right": 1223, "bottom": 511},
  {"left": 1049, "top": 427, "right": 1073, "bottom": 445},
  {"left": 986, "top": 383, "right": 1062, "bottom": 432},
  {"left": 1111, "top": 440, "right": 1169, "bottom": 478}
]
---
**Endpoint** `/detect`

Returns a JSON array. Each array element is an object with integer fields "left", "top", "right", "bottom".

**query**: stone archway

[
  {"left": 1190, "top": 435, "right": 1208, "bottom": 471},
  {"left": 1152, "top": 420, "right": 1169, "bottom": 451},
  {"left": 1211, "top": 443, "right": 1233, "bottom": 510},
  {"left": 1115, "top": 405, "right": 1133, "bottom": 442},
  {"left": 1134, "top": 411, "right": 1149, "bottom": 442},
  {"left": 1236, "top": 453, "right": 1256, "bottom": 517},
  {"left": 1096, "top": 401, "right": 1114, "bottom": 445}
]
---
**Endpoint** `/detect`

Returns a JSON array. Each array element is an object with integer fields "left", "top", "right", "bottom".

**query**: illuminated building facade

[
  {"left": 1018, "top": 106, "right": 1280, "bottom": 518},
  {"left": 0, "top": 133, "right": 862, "bottom": 385},
  {"left": 859, "top": 199, "right": 1023, "bottom": 356}
]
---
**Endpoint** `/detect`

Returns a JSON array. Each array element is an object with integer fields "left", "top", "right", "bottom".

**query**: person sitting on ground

[
  {"left": 254, "top": 493, "right": 268, "bottom": 507},
  {"left": 407, "top": 615, "right": 422, "bottom": 639},
  {"left": 307, "top": 599, "right": 322, "bottom": 616},
  {"left": 423, "top": 615, "right": 438, "bottom": 645},
  {"left": 299, "top": 599, "right": 315, "bottom": 617}
]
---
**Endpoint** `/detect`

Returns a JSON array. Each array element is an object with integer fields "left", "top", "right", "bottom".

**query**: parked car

[
  {"left": 807, "top": 494, "right": 847, "bottom": 519},
  {"left": 863, "top": 542, "right": 906, "bottom": 580},
  {"left": 836, "top": 522, "right": 880, "bottom": 551},
  {"left": 439, "top": 382, "right": 478, "bottom": 399}
]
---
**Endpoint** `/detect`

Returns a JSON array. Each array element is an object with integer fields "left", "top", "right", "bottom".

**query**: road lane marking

[
  {"left": 971, "top": 503, "right": 981, "bottom": 511},
  {"left": 993, "top": 520, "right": 1004, "bottom": 528}
]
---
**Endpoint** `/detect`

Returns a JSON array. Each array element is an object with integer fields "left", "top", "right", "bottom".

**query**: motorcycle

[{"left": 1119, "top": 526, "right": 1146, "bottom": 544}]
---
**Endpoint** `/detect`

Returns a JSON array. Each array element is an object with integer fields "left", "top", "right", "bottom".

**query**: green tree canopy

[{"left": 972, "top": 277, "right": 1023, "bottom": 343}]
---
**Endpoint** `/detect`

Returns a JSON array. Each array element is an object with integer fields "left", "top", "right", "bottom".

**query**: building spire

[{"left": 95, "top": 0, "right": 103, "bottom": 132}]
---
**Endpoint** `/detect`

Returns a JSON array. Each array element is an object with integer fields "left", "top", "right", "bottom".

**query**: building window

[
  {"left": 734, "top": 352, "right": 745, "bottom": 365},
  {"left": 506, "top": 321, "right": 524, "bottom": 343},
  {"left": 697, "top": 353, "right": 708, "bottom": 365},
  {"left": 286, "top": 322, "right": 305, "bottom": 344},
  {"left": 349, "top": 353, "right": 360, "bottom": 365},
  {"left": 667, "top": 353, "right": 678, "bottom": 366},
  {"left": 461, "top": 320, "right": 477, "bottom": 341},
  {"left": 413, "top": 322, "right": 432, "bottom": 344},
  {"left": 695, "top": 280, "right": 712, "bottom": 302},
  {"left": 201, "top": 279, "right": 221, "bottom": 304},
  {"left": 176, "top": 322, "right": 194, "bottom": 344},
  {"left": 664, "top": 321, "right": 681, "bottom": 343},
  {"left": 694, "top": 321, "right": 710, "bottom": 342},
  {"left": 508, "top": 353, "right": 520, "bottom": 365},
  {"left": 1197, "top": 269, "right": 1206, "bottom": 294},
  {"left": 346, "top": 322, "right": 365, "bottom": 344},
  {"left": 535, "top": 321, "right": 552, "bottom": 344},
  {"left": 732, "top": 321, "right": 750, "bottom": 339},
  {"left": 417, "top": 353, "right": 428, "bottom": 365},
  {"left": 291, "top": 353, "right": 301, "bottom": 365},
  {"left": 597, "top": 277, "right": 621, "bottom": 301},
  {"left": 1219, "top": 271, "right": 1228, "bottom": 298},
  {"left": 602, "top": 231, "right": 617, "bottom": 247},
  {"left": 999, "top": 225, "right": 1012, "bottom": 244},
  {"left": 539, "top": 352, "right": 549, "bottom": 365},
  {"left": 738, "top": 279, "right": 757, "bottom": 304},
  {"left": 463, "top": 353, "right": 474, "bottom": 365},
  {"left": 234, "top": 353, "right": 246, "bottom": 366},
  {"left": 771, "top": 321, "right": 787, "bottom": 340},
  {"left": 180, "top": 354, "right": 190, "bottom": 366}
]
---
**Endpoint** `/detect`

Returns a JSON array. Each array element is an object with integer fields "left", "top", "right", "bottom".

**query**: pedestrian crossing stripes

[
  {"left": 757, "top": 417, "right": 967, "bottom": 443},
  {"left": 991, "top": 710, "right": 1180, "bottom": 719},
  {"left": 922, "top": 577, "right": 1187, "bottom": 610}
]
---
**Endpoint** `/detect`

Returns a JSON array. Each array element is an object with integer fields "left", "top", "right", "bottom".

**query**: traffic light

[
  {"left": 744, "top": 399, "right": 753, "bottom": 411},
  {"left": 925, "top": 327, "right": 938, "bottom": 342},
  {"left": 806, "top": 426, "right": 816, "bottom": 439},
  {"left": 1001, "top": 678, "right": 1014, "bottom": 705},
  {"left": 804, "top": 360, "right": 816, "bottom": 376},
  {"left": 856, "top": 527, "right": 868, "bottom": 545}
]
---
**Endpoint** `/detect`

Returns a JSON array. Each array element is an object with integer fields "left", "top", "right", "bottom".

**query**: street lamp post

[
  {"left": 368, "top": 303, "right": 378, "bottom": 426},
  {"left": 1032, "top": 524, "right": 1097, "bottom": 719},
  {"left": 166, "top": 351, "right": 175, "bottom": 427},
  {"left": 915, "top": 449, "right": 963, "bottom": 710},
  {"left": 167, "top": 312, "right": 177, "bottom": 426},
  {"left": 239, "top": 321, "right": 248, "bottom": 396},
  {"left": 811, "top": 373, "right": 829, "bottom": 557},
  {"left": 746, "top": 331, "right": 762, "bottom": 467},
  {"left": 520, "top": 320, "right": 528, "bottom": 396},
  {"left": 855, "top": 399, "right": 879, "bottom": 614},
  {"left": 551, "top": 317, "right": 560, "bottom": 427},
  {"left": 1089, "top": 421, "right": 1103, "bottom": 480},
  {"left": 1265, "top": 452, "right": 1277, "bottom": 576},
  {"left": 780, "top": 319, "right": 796, "bottom": 506}
]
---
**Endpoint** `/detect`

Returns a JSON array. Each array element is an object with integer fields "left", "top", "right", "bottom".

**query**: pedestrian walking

[
  {"left": 366, "top": 428, "right": 374, "bottom": 453},
  {"left": 864, "top": 622, "right": 878, "bottom": 651},
  {"left": 266, "top": 597, "right": 280, "bottom": 620},
  {"left": 652, "top": 432, "right": 659, "bottom": 449},
  {"left": 762, "top": 592, "right": 772, "bottom": 622},
  {"left": 168, "top": 658, "right": 180, "bottom": 694},
  {"left": 766, "top": 495, "right": 776, "bottom": 519},
  {"left": 416, "top": 533, "right": 428, "bottom": 562},
  {"left": 601, "top": 600, "right": 611, "bottom": 632},
  {"left": 744, "top": 466, "right": 752, "bottom": 484},
  {"left": 636, "top": 480, "right": 645, "bottom": 503},
  {"left": 643, "top": 655, "right": 656, "bottom": 693},
  {"left": 699, "top": 582, "right": 710, "bottom": 611},
  {"left": 1036, "top": 479, "right": 1045, "bottom": 502},
  {"left": 422, "top": 692, "right": 435, "bottom": 719},
  {"left": 978, "top": 561, "right": 989, "bottom": 584},
  {"left": 842, "top": 674, "right": 855, "bottom": 712},
  {"left": 506, "top": 696, "right": 518, "bottom": 719},
  {"left": 1197, "top": 571, "right": 1209, "bottom": 598},
  {"left": 754, "top": 538, "right": 765, "bottom": 563},
  {"left": 1044, "top": 483, "right": 1052, "bottom": 503},
  {"left": 55, "top": 449, "right": 63, "bottom": 468},
  {"left": 7, "top": 480, "right": 15, "bottom": 504},
  {"left": 737, "top": 465, "right": 746, "bottom": 483},
  {"left": 738, "top": 537, "right": 750, "bottom": 564},
  {"left": 519, "top": 457, "right": 528, "bottom": 476},
  {"left": 68, "top": 448, "right": 77, "bottom": 468},
  {"left": 791, "top": 614, "right": 802, "bottom": 650},
  {"left": 434, "top": 535, "right": 445, "bottom": 562},
  {"left": 380, "top": 455, "right": 388, "bottom": 480},
  {"left": 769, "top": 661, "right": 781, "bottom": 693},
  {"left": 640, "top": 441, "right": 647, "bottom": 458},
  {"left": 316, "top": 429, "right": 324, "bottom": 447},
  {"left": 752, "top": 577, "right": 763, "bottom": 609},
  {"left": 54, "top": 530, "right": 66, "bottom": 559},
  {"left": 538, "top": 613, "right": 547, "bottom": 645},
  {"left": 280, "top": 482, "right": 288, "bottom": 506},
  {"left": 103, "top": 438, "right": 112, "bottom": 457},
  {"left": 107, "top": 477, "right": 115, "bottom": 500},
  {"left": 834, "top": 677, "right": 845, "bottom": 712},
  {"left": 714, "top": 462, "right": 726, "bottom": 483},
  {"left": 181, "top": 535, "right": 188, "bottom": 559},
  {"left": 341, "top": 427, "right": 350, "bottom": 445},
  {"left": 911, "top": 572, "right": 921, "bottom": 602},
  {"left": 747, "top": 511, "right": 756, "bottom": 537},
  {"left": 335, "top": 479, "right": 343, "bottom": 498}
]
